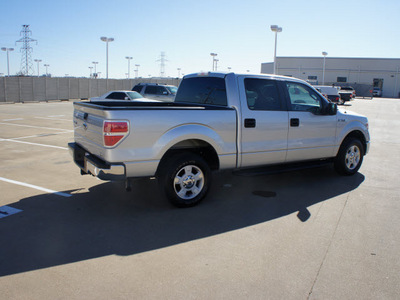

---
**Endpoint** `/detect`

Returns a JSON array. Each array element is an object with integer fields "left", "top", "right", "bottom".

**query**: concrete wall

[
  {"left": 261, "top": 57, "right": 400, "bottom": 98},
  {"left": 0, "top": 77, "right": 181, "bottom": 103}
]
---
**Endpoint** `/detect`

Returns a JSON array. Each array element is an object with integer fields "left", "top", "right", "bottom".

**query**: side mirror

[
  {"left": 163, "top": 91, "right": 168, "bottom": 95},
  {"left": 326, "top": 103, "right": 337, "bottom": 115}
]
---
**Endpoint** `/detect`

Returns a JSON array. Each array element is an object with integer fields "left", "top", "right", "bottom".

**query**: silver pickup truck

[{"left": 69, "top": 72, "right": 370, "bottom": 207}]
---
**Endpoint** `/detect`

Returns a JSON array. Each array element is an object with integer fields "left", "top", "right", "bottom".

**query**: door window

[
  {"left": 106, "top": 92, "right": 127, "bottom": 100},
  {"left": 286, "top": 82, "right": 323, "bottom": 114},
  {"left": 145, "top": 86, "right": 167, "bottom": 95},
  {"left": 244, "top": 78, "right": 282, "bottom": 111}
]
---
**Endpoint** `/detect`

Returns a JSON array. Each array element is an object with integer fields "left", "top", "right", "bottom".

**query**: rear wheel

[
  {"left": 334, "top": 138, "right": 364, "bottom": 175},
  {"left": 158, "top": 153, "right": 211, "bottom": 207}
]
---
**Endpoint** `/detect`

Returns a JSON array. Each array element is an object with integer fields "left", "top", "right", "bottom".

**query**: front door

[{"left": 284, "top": 81, "right": 337, "bottom": 162}]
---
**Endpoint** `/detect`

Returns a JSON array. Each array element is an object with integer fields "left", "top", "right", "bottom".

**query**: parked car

[
  {"left": 132, "top": 83, "right": 178, "bottom": 102},
  {"left": 69, "top": 72, "right": 370, "bottom": 208},
  {"left": 373, "top": 87, "right": 382, "bottom": 97},
  {"left": 90, "top": 90, "right": 160, "bottom": 102},
  {"left": 340, "top": 86, "right": 356, "bottom": 98},
  {"left": 314, "top": 86, "right": 343, "bottom": 104},
  {"left": 337, "top": 87, "right": 354, "bottom": 102}
]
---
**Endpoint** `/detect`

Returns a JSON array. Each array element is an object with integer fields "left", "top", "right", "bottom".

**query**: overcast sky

[{"left": 1, "top": 0, "right": 399, "bottom": 78}]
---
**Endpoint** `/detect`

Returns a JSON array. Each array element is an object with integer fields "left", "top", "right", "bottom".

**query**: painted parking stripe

[
  {"left": 10, "top": 131, "right": 72, "bottom": 140},
  {"left": 0, "top": 206, "right": 23, "bottom": 219},
  {"left": 2, "top": 118, "right": 24, "bottom": 121},
  {"left": 35, "top": 117, "right": 71, "bottom": 121},
  {"left": 0, "top": 122, "right": 73, "bottom": 132},
  {"left": 0, "top": 177, "right": 72, "bottom": 198},
  {"left": 0, "top": 138, "right": 68, "bottom": 150}
]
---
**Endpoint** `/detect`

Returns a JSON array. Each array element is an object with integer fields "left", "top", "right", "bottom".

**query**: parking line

[
  {"left": 35, "top": 117, "right": 71, "bottom": 122},
  {"left": 0, "top": 138, "right": 68, "bottom": 150},
  {"left": 2, "top": 118, "right": 24, "bottom": 121},
  {"left": 0, "top": 122, "right": 73, "bottom": 132},
  {"left": 10, "top": 131, "right": 72, "bottom": 140},
  {"left": 0, "top": 177, "right": 72, "bottom": 198}
]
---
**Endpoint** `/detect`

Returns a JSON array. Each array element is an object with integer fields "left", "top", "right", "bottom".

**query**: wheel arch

[
  {"left": 156, "top": 139, "right": 220, "bottom": 176},
  {"left": 340, "top": 130, "right": 367, "bottom": 155}
]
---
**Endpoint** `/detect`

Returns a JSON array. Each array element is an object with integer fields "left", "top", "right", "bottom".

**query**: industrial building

[{"left": 261, "top": 57, "right": 400, "bottom": 98}]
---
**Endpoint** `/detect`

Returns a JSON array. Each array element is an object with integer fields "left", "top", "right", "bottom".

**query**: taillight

[{"left": 103, "top": 121, "right": 129, "bottom": 147}]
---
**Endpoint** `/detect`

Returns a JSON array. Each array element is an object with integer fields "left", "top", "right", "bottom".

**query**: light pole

[
  {"left": 44, "top": 64, "right": 50, "bottom": 76},
  {"left": 135, "top": 64, "right": 140, "bottom": 78},
  {"left": 322, "top": 51, "right": 328, "bottom": 85},
  {"left": 100, "top": 36, "right": 114, "bottom": 79},
  {"left": 215, "top": 59, "right": 219, "bottom": 71},
  {"left": 1, "top": 47, "right": 14, "bottom": 76},
  {"left": 89, "top": 66, "right": 93, "bottom": 78},
  {"left": 210, "top": 53, "right": 217, "bottom": 71},
  {"left": 92, "top": 61, "right": 98, "bottom": 78},
  {"left": 125, "top": 56, "right": 132, "bottom": 79},
  {"left": 270, "top": 25, "right": 282, "bottom": 75},
  {"left": 34, "top": 59, "right": 42, "bottom": 77},
  {"left": 177, "top": 68, "right": 181, "bottom": 78}
]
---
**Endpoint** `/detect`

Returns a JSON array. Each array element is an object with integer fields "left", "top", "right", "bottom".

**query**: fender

[
  {"left": 335, "top": 116, "right": 370, "bottom": 155},
  {"left": 153, "top": 123, "right": 237, "bottom": 160}
]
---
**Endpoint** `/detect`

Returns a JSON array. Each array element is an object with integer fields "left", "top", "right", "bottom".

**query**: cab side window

[
  {"left": 106, "top": 92, "right": 126, "bottom": 100},
  {"left": 244, "top": 78, "right": 283, "bottom": 111},
  {"left": 286, "top": 82, "right": 323, "bottom": 114}
]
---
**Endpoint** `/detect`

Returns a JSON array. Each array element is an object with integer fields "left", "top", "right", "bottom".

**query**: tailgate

[{"left": 73, "top": 103, "right": 107, "bottom": 157}]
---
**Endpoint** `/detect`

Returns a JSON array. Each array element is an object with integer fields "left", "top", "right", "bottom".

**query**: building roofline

[{"left": 275, "top": 56, "right": 400, "bottom": 61}]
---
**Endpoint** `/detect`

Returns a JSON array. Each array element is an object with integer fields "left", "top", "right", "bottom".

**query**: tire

[
  {"left": 158, "top": 153, "right": 211, "bottom": 208},
  {"left": 334, "top": 138, "right": 364, "bottom": 175}
]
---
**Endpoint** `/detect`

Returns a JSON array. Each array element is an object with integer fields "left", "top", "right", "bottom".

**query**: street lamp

[
  {"left": 210, "top": 53, "right": 217, "bottom": 71},
  {"left": 34, "top": 59, "right": 42, "bottom": 77},
  {"left": 270, "top": 25, "right": 282, "bottom": 75},
  {"left": 177, "top": 68, "right": 181, "bottom": 78},
  {"left": 100, "top": 36, "right": 114, "bottom": 79},
  {"left": 322, "top": 51, "right": 328, "bottom": 85},
  {"left": 92, "top": 61, "right": 98, "bottom": 78},
  {"left": 44, "top": 64, "right": 50, "bottom": 76},
  {"left": 214, "top": 59, "right": 219, "bottom": 71},
  {"left": 1, "top": 47, "right": 14, "bottom": 76},
  {"left": 135, "top": 64, "right": 140, "bottom": 78},
  {"left": 89, "top": 66, "right": 93, "bottom": 78},
  {"left": 125, "top": 56, "right": 133, "bottom": 79}
]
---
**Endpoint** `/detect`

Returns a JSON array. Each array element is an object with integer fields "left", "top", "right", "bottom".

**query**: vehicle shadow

[{"left": 0, "top": 167, "right": 364, "bottom": 277}]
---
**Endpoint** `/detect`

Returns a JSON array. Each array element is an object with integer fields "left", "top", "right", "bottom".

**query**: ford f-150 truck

[{"left": 69, "top": 72, "right": 370, "bottom": 207}]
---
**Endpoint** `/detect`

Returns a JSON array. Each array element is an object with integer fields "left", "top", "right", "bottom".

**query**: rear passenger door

[
  {"left": 284, "top": 81, "right": 337, "bottom": 162},
  {"left": 238, "top": 77, "right": 289, "bottom": 168}
]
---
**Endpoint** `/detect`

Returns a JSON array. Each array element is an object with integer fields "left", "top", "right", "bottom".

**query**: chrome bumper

[{"left": 68, "top": 143, "right": 125, "bottom": 181}]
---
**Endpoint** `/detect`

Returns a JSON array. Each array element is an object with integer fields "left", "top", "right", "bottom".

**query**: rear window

[
  {"left": 132, "top": 85, "right": 142, "bottom": 92},
  {"left": 174, "top": 77, "right": 227, "bottom": 106}
]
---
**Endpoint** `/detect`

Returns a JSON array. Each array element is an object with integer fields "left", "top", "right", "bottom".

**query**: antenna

[
  {"left": 16, "top": 25, "right": 37, "bottom": 76},
  {"left": 156, "top": 51, "right": 168, "bottom": 77}
]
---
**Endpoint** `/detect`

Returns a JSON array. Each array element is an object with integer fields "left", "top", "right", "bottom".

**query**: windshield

[
  {"left": 127, "top": 91, "right": 144, "bottom": 99},
  {"left": 166, "top": 86, "right": 178, "bottom": 95}
]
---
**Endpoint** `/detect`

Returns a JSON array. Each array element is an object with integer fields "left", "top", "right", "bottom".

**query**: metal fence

[{"left": 0, "top": 77, "right": 181, "bottom": 103}]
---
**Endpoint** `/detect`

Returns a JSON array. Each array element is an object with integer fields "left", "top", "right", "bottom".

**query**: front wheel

[
  {"left": 158, "top": 153, "right": 211, "bottom": 208},
  {"left": 334, "top": 138, "right": 364, "bottom": 175}
]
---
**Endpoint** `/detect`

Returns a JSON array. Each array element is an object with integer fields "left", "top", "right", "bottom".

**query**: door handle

[
  {"left": 244, "top": 118, "right": 256, "bottom": 128},
  {"left": 290, "top": 118, "right": 300, "bottom": 127}
]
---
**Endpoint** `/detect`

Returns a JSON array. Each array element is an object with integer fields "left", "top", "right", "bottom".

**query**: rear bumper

[{"left": 68, "top": 143, "right": 125, "bottom": 181}]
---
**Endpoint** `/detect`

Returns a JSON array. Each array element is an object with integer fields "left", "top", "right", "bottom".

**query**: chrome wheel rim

[
  {"left": 174, "top": 165, "right": 204, "bottom": 200},
  {"left": 345, "top": 145, "right": 361, "bottom": 170}
]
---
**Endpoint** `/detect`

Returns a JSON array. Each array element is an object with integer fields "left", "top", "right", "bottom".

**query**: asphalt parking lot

[{"left": 0, "top": 98, "right": 399, "bottom": 299}]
